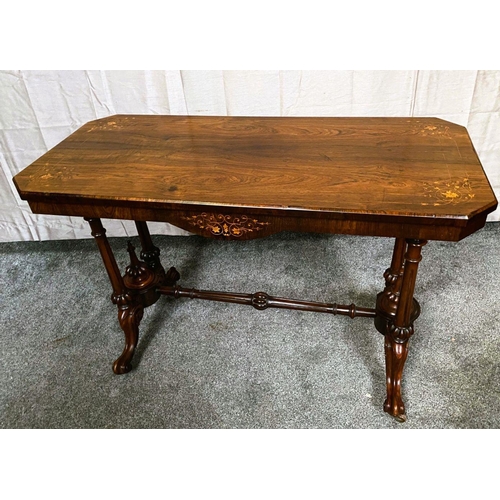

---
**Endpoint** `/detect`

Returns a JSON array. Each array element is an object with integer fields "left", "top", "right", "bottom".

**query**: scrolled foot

[
  {"left": 384, "top": 333, "right": 410, "bottom": 423},
  {"left": 112, "top": 303, "right": 143, "bottom": 375},
  {"left": 384, "top": 398, "right": 407, "bottom": 423},
  {"left": 113, "top": 358, "right": 133, "bottom": 375}
]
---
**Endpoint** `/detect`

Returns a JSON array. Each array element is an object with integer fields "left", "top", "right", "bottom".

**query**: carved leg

[
  {"left": 135, "top": 221, "right": 164, "bottom": 272},
  {"left": 376, "top": 238, "right": 427, "bottom": 422},
  {"left": 135, "top": 220, "right": 180, "bottom": 287},
  {"left": 375, "top": 238, "right": 406, "bottom": 329},
  {"left": 86, "top": 218, "right": 144, "bottom": 374},
  {"left": 114, "top": 299, "right": 143, "bottom": 374},
  {"left": 383, "top": 331, "right": 410, "bottom": 421}
]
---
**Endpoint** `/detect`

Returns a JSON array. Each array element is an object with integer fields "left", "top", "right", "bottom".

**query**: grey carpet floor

[{"left": 1, "top": 223, "right": 499, "bottom": 428}]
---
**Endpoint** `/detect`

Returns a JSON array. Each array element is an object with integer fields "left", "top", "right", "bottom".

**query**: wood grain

[
  {"left": 13, "top": 116, "right": 495, "bottom": 420},
  {"left": 13, "top": 115, "right": 497, "bottom": 241}
]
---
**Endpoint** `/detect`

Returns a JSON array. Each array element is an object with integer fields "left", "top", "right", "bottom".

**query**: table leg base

[
  {"left": 385, "top": 410, "right": 407, "bottom": 423},
  {"left": 374, "top": 238, "right": 426, "bottom": 423},
  {"left": 88, "top": 218, "right": 426, "bottom": 423},
  {"left": 87, "top": 218, "right": 182, "bottom": 375},
  {"left": 374, "top": 297, "right": 420, "bottom": 336},
  {"left": 383, "top": 333, "right": 410, "bottom": 422},
  {"left": 113, "top": 303, "right": 144, "bottom": 374},
  {"left": 112, "top": 244, "right": 180, "bottom": 374}
]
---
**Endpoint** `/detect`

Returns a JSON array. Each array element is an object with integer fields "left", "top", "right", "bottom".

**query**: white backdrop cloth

[{"left": 1, "top": 70, "right": 499, "bottom": 242}]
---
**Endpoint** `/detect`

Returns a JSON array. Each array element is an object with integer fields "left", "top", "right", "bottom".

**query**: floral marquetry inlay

[
  {"left": 181, "top": 212, "right": 270, "bottom": 237},
  {"left": 422, "top": 178, "right": 475, "bottom": 206}
]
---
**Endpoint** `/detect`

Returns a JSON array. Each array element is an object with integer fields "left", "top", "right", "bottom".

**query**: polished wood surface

[
  {"left": 12, "top": 115, "right": 498, "bottom": 422},
  {"left": 13, "top": 115, "right": 497, "bottom": 241},
  {"left": 157, "top": 284, "right": 377, "bottom": 318},
  {"left": 380, "top": 239, "right": 427, "bottom": 422}
]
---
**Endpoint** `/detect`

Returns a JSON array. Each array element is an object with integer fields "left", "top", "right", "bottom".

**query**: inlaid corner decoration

[
  {"left": 181, "top": 213, "right": 270, "bottom": 237},
  {"left": 417, "top": 124, "right": 451, "bottom": 137},
  {"left": 422, "top": 178, "right": 475, "bottom": 206}
]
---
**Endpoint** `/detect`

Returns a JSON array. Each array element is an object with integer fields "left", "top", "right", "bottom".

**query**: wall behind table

[{"left": 1, "top": 70, "right": 498, "bottom": 242}]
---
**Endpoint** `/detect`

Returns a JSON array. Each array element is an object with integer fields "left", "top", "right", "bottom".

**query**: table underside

[{"left": 84, "top": 217, "right": 426, "bottom": 423}]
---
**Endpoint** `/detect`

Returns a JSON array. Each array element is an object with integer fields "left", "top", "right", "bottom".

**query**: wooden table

[{"left": 13, "top": 115, "right": 498, "bottom": 422}]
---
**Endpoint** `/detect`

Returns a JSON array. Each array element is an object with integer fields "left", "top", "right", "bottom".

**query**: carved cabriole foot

[
  {"left": 86, "top": 218, "right": 178, "bottom": 374},
  {"left": 375, "top": 238, "right": 427, "bottom": 422},
  {"left": 384, "top": 326, "right": 412, "bottom": 422},
  {"left": 85, "top": 218, "right": 139, "bottom": 374},
  {"left": 112, "top": 291, "right": 143, "bottom": 374}
]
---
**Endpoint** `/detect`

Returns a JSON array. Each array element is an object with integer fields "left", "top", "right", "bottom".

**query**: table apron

[{"left": 27, "top": 199, "right": 487, "bottom": 241}]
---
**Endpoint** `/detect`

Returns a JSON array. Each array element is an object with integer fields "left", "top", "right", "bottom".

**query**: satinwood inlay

[
  {"left": 13, "top": 115, "right": 497, "bottom": 243},
  {"left": 181, "top": 212, "right": 270, "bottom": 237}
]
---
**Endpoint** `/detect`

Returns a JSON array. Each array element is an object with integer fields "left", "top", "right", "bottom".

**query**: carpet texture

[{"left": 1, "top": 223, "right": 499, "bottom": 428}]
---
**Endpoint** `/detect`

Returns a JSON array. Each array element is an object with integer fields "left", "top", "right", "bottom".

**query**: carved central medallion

[{"left": 181, "top": 212, "right": 270, "bottom": 237}]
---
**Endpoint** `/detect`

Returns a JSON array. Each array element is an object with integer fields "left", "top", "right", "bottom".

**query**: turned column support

[
  {"left": 86, "top": 218, "right": 180, "bottom": 374},
  {"left": 86, "top": 218, "right": 127, "bottom": 300},
  {"left": 375, "top": 238, "right": 427, "bottom": 422},
  {"left": 135, "top": 221, "right": 163, "bottom": 271},
  {"left": 375, "top": 238, "right": 406, "bottom": 323},
  {"left": 86, "top": 218, "right": 143, "bottom": 374},
  {"left": 135, "top": 220, "right": 181, "bottom": 289}
]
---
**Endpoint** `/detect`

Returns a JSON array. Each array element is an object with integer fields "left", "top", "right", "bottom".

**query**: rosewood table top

[{"left": 13, "top": 115, "right": 497, "bottom": 241}]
